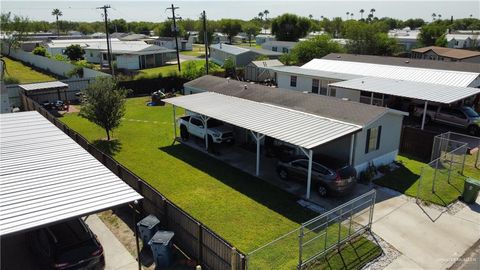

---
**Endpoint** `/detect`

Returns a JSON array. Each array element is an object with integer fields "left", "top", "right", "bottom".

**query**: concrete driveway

[{"left": 356, "top": 187, "right": 480, "bottom": 270}]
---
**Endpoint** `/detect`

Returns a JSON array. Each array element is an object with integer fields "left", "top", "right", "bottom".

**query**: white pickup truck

[{"left": 178, "top": 115, "right": 235, "bottom": 144}]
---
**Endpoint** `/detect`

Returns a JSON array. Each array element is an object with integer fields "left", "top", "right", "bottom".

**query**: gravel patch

[{"left": 361, "top": 232, "right": 401, "bottom": 270}]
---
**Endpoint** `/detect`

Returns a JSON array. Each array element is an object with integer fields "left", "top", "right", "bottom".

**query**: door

[{"left": 189, "top": 117, "right": 205, "bottom": 138}]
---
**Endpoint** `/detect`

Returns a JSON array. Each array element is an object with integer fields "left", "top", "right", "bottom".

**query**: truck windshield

[
  {"left": 207, "top": 119, "right": 223, "bottom": 127},
  {"left": 464, "top": 107, "right": 479, "bottom": 118}
]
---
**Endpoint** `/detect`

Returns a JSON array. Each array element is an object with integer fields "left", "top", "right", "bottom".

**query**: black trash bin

[
  {"left": 148, "top": 230, "right": 175, "bottom": 269},
  {"left": 137, "top": 215, "right": 160, "bottom": 245}
]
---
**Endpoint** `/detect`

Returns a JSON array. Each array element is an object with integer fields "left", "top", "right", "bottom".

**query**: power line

[
  {"left": 97, "top": 5, "right": 114, "bottom": 76},
  {"left": 167, "top": 4, "right": 182, "bottom": 72}
]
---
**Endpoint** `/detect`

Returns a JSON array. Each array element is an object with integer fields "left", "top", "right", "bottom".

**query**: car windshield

[
  {"left": 48, "top": 219, "right": 91, "bottom": 248},
  {"left": 463, "top": 107, "right": 479, "bottom": 118},
  {"left": 207, "top": 119, "right": 223, "bottom": 128}
]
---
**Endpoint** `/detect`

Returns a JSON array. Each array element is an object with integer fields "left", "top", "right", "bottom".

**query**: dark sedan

[
  {"left": 28, "top": 218, "right": 105, "bottom": 270},
  {"left": 276, "top": 158, "right": 357, "bottom": 197}
]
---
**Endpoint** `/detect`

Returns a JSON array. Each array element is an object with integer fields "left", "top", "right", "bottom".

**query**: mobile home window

[
  {"left": 272, "top": 46, "right": 278, "bottom": 51},
  {"left": 320, "top": 80, "right": 328, "bottom": 95},
  {"left": 365, "top": 126, "right": 382, "bottom": 153},
  {"left": 312, "top": 79, "right": 319, "bottom": 93},
  {"left": 282, "top": 47, "right": 289, "bottom": 53},
  {"left": 290, "top": 76, "right": 297, "bottom": 87}
]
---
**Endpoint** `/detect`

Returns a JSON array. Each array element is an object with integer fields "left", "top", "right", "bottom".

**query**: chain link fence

[
  {"left": 246, "top": 190, "right": 377, "bottom": 270},
  {"left": 417, "top": 132, "right": 473, "bottom": 206}
]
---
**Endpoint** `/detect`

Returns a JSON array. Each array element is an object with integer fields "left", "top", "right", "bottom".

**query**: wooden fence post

[
  {"left": 231, "top": 247, "right": 238, "bottom": 270},
  {"left": 197, "top": 222, "right": 203, "bottom": 265}
]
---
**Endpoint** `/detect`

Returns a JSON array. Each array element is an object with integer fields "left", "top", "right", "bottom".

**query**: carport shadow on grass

[
  {"left": 93, "top": 139, "right": 122, "bottom": 156},
  {"left": 159, "top": 143, "right": 318, "bottom": 224}
]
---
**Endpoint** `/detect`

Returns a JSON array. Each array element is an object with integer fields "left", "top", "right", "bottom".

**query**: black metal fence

[{"left": 22, "top": 95, "right": 246, "bottom": 270}]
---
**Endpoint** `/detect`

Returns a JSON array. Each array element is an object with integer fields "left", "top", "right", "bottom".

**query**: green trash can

[{"left": 462, "top": 178, "right": 480, "bottom": 204}]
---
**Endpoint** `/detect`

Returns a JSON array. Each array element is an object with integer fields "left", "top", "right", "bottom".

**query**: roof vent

[
  {"left": 244, "top": 85, "right": 248, "bottom": 89},
  {"left": 226, "top": 77, "right": 230, "bottom": 83},
  {"left": 405, "top": 60, "right": 410, "bottom": 63},
  {"left": 337, "top": 55, "right": 341, "bottom": 58}
]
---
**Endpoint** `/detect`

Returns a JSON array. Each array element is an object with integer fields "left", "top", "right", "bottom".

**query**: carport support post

[
  {"left": 349, "top": 134, "right": 355, "bottom": 166},
  {"left": 132, "top": 200, "right": 141, "bottom": 270},
  {"left": 172, "top": 105, "right": 177, "bottom": 139},
  {"left": 250, "top": 131, "right": 265, "bottom": 176},
  {"left": 299, "top": 147, "right": 313, "bottom": 199},
  {"left": 201, "top": 115, "right": 210, "bottom": 150},
  {"left": 370, "top": 92, "right": 374, "bottom": 105},
  {"left": 421, "top": 101, "right": 428, "bottom": 130}
]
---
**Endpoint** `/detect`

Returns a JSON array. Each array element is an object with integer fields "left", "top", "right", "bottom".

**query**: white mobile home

[
  {"left": 261, "top": 41, "right": 298, "bottom": 53},
  {"left": 182, "top": 75, "right": 407, "bottom": 173},
  {"left": 209, "top": 43, "right": 282, "bottom": 67}
]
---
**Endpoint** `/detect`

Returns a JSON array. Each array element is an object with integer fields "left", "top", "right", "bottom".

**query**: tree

[
  {"left": 432, "top": 13, "right": 437, "bottom": 21},
  {"left": 309, "top": 14, "right": 313, "bottom": 20},
  {"left": 155, "top": 20, "right": 185, "bottom": 37},
  {"left": 346, "top": 12, "right": 350, "bottom": 20},
  {"left": 219, "top": 19, "right": 242, "bottom": 44},
  {"left": 79, "top": 77, "right": 128, "bottom": 141},
  {"left": 258, "top": 12, "right": 264, "bottom": 22},
  {"left": 360, "top": 9, "right": 365, "bottom": 20},
  {"left": 418, "top": 23, "right": 447, "bottom": 46},
  {"left": 243, "top": 23, "right": 261, "bottom": 46},
  {"left": 32, "top": 46, "right": 48, "bottom": 57},
  {"left": 290, "top": 35, "right": 345, "bottom": 64},
  {"left": 1, "top": 13, "right": 30, "bottom": 56},
  {"left": 51, "top": 9, "right": 62, "bottom": 36},
  {"left": 404, "top": 18, "right": 425, "bottom": 29},
  {"left": 263, "top": 10, "right": 270, "bottom": 21},
  {"left": 198, "top": 18, "right": 215, "bottom": 45},
  {"left": 64, "top": 44, "right": 85, "bottom": 61},
  {"left": 271, "top": 13, "right": 311, "bottom": 41},
  {"left": 435, "top": 33, "right": 448, "bottom": 47},
  {"left": 110, "top": 19, "right": 127, "bottom": 33},
  {"left": 343, "top": 20, "right": 397, "bottom": 55}
]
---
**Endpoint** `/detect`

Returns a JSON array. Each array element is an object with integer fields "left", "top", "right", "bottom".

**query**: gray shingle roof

[
  {"left": 322, "top": 53, "right": 480, "bottom": 73},
  {"left": 184, "top": 75, "right": 391, "bottom": 126}
]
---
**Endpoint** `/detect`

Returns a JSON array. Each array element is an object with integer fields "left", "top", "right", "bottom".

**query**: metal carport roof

[
  {"left": 329, "top": 77, "right": 480, "bottom": 104},
  {"left": 0, "top": 111, "right": 142, "bottom": 236},
  {"left": 164, "top": 92, "right": 362, "bottom": 149},
  {"left": 19, "top": 81, "right": 68, "bottom": 91}
]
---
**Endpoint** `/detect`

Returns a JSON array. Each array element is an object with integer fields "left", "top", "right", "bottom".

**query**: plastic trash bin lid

[
  {"left": 137, "top": 215, "right": 160, "bottom": 229},
  {"left": 466, "top": 178, "right": 480, "bottom": 186},
  {"left": 149, "top": 230, "right": 175, "bottom": 245}
]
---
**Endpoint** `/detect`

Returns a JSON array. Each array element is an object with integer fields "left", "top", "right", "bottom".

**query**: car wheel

[
  {"left": 317, "top": 185, "right": 328, "bottom": 197},
  {"left": 467, "top": 125, "right": 479, "bottom": 136},
  {"left": 180, "top": 125, "right": 189, "bottom": 141},
  {"left": 277, "top": 167, "right": 289, "bottom": 180}
]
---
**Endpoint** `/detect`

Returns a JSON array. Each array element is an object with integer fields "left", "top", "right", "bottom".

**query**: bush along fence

[
  {"left": 246, "top": 190, "right": 379, "bottom": 270},
  {"left": 22, "top": 95, "right": 246, "bottom": 270}
]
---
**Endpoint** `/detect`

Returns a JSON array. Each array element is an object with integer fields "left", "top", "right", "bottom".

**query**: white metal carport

[
  {"left": 0, "top": 111, "right": 143, "bottom": 267},
  {"left": 164, "top": 92, "right": 362, "bottom": 199},
  {"left": 330, "top": 77, "right": 480, "bottom": 130}
]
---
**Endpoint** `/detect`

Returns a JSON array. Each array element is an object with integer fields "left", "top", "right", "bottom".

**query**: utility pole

[
  {"left": 97, "top": 5, "right": 114, "bottom": 76},
  {"left": 167, "top": 4, "right": 182, "bottom": 72},
  {"left": 202, "top": 10, "right": 209, "bottom": 74}
]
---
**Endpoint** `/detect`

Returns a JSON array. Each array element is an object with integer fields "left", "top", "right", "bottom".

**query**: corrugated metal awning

[
  {"left": 164, "top": 92, "right": 362, "bottom": 149},
  {"left": 0, "top": 111, "right": 142, "bottom": 236},
  {"left": 19, "top": 81, "right": 69, "bottom": 91},
  {"left": 301, "top": 59, "right": 479, "bottom": 87},
  {"left": 330, "top": 77, "right": 480, "bottom": 104}
]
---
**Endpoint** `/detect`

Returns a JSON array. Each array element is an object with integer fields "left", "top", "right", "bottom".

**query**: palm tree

[
  {"left": 370, "top": 8, "right": 376, "bottom": 16},
  {"left": 52, "top": 8, "right": 63, "bottom": 37},
  {"left": 258, "top": 12, "right": 263, "bottom": 21},
  {"left": 263, "top": 10, "right": 269, "bottom": 21},
  {"left": 346, "top": 11, "right": 350, "bottom": 20},
  {"left": 438, "top": 14, "right": 442, "bottom": 20},
  {"left": 309, "top": 14, "right": 313, "bottom": 20},
  {"left": 360, "top": 9, "right": 365, "bottom": 19},
  {"left": 432, "top": 13, "right": 437, "bottom": 21},
  {"left": 351, "top": 13, "right": 354, "bottom": 20}
]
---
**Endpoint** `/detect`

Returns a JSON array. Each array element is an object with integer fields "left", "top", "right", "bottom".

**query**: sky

[{"left": 1, "top": 1, "right": 479, "bottom": 22}]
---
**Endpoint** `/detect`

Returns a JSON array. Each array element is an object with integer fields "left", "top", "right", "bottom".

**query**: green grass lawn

[
  {"left": 238, "top": 42, "right": 262, "bottom": 49},
  {"left": 134, "top": 60, "right": 205, "bottom": 79},
  {"left": 374, "top": 155, "right": 479, "bottom": 206},
  {"left": 60, "top": 97, "right": 381, "bottom": 268},
  {"left": 2, "top": 56, "right": 56, "bottom": 84}
]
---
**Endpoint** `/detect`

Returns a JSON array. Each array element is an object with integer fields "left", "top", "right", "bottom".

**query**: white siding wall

[
  {"left": 329, "top": 86, "right": 361, "bottom": 101},
  {"left": 116, "top": 55, "right": 140, "bottom": 70},
  {"left": 353, "top": 112, "right": 404, "bottom": 172},
  {"left": 84, "top": 49, "right": 102, "bottom": 64}
]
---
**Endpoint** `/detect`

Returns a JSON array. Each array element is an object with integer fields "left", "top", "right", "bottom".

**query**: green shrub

[
  {"left": 73, "top": 59, "right": 95, "bottom": 69},
  {"left": 53, "top": 54, "right": 68, "bottom": 62},
  {"left": 32, "top": 46, "right": 48, "bottom": 57}
]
